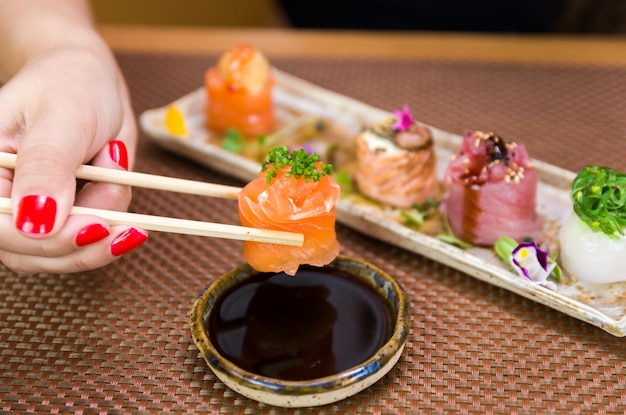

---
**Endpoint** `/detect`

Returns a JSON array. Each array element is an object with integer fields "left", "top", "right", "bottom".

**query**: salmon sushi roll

[
  {"left": 206, "top": 45, "right": 276, "bottom": 137},
  {"left": 238, "top": 146, "right": 340, "bottom": 275}
]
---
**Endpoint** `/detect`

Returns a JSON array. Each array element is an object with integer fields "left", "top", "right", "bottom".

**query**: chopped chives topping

[{"left": 261, "top": 145, "right": 333, "bottom": 183}]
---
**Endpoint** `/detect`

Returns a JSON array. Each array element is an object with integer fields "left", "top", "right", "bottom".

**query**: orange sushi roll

[
  {"left": 238, "top": 146, "right": 340, "bottom": 275},
  {"left": 205, "top": 45, "right": 276, "bottom": 138}
]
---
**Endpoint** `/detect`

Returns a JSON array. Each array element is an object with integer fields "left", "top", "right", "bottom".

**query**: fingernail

[
  {"left": 16, "top": 195, "right": 57, "bottom": 234},
  {"left": 110, "top": 228, "right": 147, "bottom": 256},
  {"left": 76, "top": 223, "right": 110, "bottom": 247},
  {"left": 109, "top": 140, "right": 129, "bottom": 170}
]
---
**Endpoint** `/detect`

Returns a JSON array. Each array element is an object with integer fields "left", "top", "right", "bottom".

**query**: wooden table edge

[{"left": 99, "top": 24, "right": 626, "bottom": 66}]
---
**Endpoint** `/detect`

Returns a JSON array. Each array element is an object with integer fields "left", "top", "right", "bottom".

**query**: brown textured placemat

[{"left": 2, "top": 52, "right": 626, "bottom": 414}]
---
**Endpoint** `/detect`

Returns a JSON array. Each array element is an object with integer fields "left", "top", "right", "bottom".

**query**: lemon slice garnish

[{"left": 164, "top": 105, "right": 187, "bottom": 137}]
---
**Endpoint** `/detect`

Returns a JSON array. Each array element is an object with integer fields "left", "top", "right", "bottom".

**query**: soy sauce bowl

[{"left": 190, "top": 255, "right": 411, "bottom": 408}]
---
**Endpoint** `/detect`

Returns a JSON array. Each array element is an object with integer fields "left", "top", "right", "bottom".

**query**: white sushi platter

[{"left": 140, "top": 69, "right": 626, "bottom": 337}]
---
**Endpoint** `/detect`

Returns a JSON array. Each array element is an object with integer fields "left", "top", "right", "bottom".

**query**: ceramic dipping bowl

[{"left": 190, "top": 255, "right": 411, "bottom": 408}]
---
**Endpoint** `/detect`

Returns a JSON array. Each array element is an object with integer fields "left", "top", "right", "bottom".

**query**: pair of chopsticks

[{"left": 0, "top": 152, "right": 304, "bottom": 247}]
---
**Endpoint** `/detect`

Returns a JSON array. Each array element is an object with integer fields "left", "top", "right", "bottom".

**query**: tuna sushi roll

[
  {"left": 444, "top": 130, "right": 543, "bottom": 246},
  {"left": 354, "top": 105, "right": 439, "bottom": 209}
]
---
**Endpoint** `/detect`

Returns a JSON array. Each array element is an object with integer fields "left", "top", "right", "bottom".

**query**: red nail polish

[
  {"left": 76, "top": 223, "right": 110, "bottom": 247},
  {"left": 110, "top": 228, "right": 147, "bottom": 256},
  {"left": 16, "top": 195, "right": 57, "bottom": 234},
  {"left": 109, "top": 140, "right": 129, "bottom": 170}
]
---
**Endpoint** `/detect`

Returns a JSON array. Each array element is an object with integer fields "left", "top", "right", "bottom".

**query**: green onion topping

[{"left": 262, "top": 146, "right": 333, "bottom": 184}]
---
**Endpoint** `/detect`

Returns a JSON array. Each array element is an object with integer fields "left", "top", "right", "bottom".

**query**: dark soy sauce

[{"left": 208, "top": 266, "right": 394, "bottom": 381}]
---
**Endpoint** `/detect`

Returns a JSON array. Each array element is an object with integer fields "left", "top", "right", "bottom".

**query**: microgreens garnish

[
  {"left": 334, "top": 171, "right": 353, "bottom": 196},
  {"left": 221, "top": 128, "right": 244, "bottom": 153},
  {"left": 436, "top": 233, "right": 473, "bottom": 249},
  {"left": 436, "top": 215, "right": 473, "bottom": 249},
  {"left": 400, "top": 209, "right": 425, "bottom": 226},
  {"left": 262, "top": 146, "right": 333, "bottom": 184},
  {"left": 571, "top": 165, "right": 626, "bottom": 239},
  {"left": 400, "top": 197, "right": 440, "bottom": 226},
  {"left": 392, "top": 104, "right": 414, "bottom": 132},
  {"left": 400, "top": 200, "right": 472, "bottom": 249},
  {"left": 257, "top": 134, "right": 266, "bottom": 148}
]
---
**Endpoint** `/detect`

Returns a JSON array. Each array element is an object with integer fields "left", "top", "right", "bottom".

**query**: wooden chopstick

[
  {"left": 0, "top": 197, "right": 304, "bottom": 246},
  {"left": 0, "top": 152, "right": 241, "bottom": 199},
  {"left": 0, "top": 152, "right": 304, "bottom": 246}
]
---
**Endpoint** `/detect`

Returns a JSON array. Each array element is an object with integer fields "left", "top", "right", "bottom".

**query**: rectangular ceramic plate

[{"left": 140, "top": 70, "right": 626, "bottom": 336}]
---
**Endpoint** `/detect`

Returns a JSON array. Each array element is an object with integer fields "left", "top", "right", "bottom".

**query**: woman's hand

[{"left": 0, "top": 2, "right": 147, "bottom": 274}]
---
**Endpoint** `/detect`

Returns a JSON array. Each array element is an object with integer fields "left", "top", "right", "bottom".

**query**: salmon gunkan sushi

[
  {"left": 444, "top": 130, "right": 543, "bottom": 246},
  {"left": 238, "top": 146, "right": 340, "bottom": 276},
  {"left": 205, "top": 45, "right": 276, "bottom": 137}
]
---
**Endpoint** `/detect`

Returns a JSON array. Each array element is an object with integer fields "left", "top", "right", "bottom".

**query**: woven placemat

[{"left": 1, "top": 52, "right": 625, "bottom": 414}]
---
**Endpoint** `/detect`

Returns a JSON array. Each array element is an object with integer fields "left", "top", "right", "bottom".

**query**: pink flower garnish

[{"left": 392, "top": 104, "right": 414, "bottom": 132}]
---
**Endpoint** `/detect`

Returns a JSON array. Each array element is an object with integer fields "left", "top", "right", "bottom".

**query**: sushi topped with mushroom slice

[
  {"left": 354, "top": 105, "right": 439, "bottom": 209},
  {"left": 443, "top": 130, "right": 543, "bottom": 246}
]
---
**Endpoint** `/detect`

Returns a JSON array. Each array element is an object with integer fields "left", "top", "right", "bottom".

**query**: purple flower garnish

[
  {"left": 510, "top": 241, "right": 557, "bottom": 290},
  {"left": 301, "top": 143, "right": 314, "bottom": 154},
  {"left": 288, "top": 143, "right": 314, "bottom": 154},
  {"left": 392, "top": 104, "right": 413, "bottom": 132}
]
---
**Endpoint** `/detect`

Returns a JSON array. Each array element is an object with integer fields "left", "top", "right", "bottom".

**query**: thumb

[{"left": 11, "top": 124, "right": 91, "bottom": 237}]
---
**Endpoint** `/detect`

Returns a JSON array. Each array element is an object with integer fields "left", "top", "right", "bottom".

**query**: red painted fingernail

[
  {"left": 76, "top": 223, "right": 110, "bottom": 247},
  {"left": 110, "top": 228, "right": 147, "bottom": 256},
  {"left": 109, "top": 140, "right": 129, "bottom": 170},
  {"left": 16, "top": 195, "right": 57, "bottom": 234}
]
